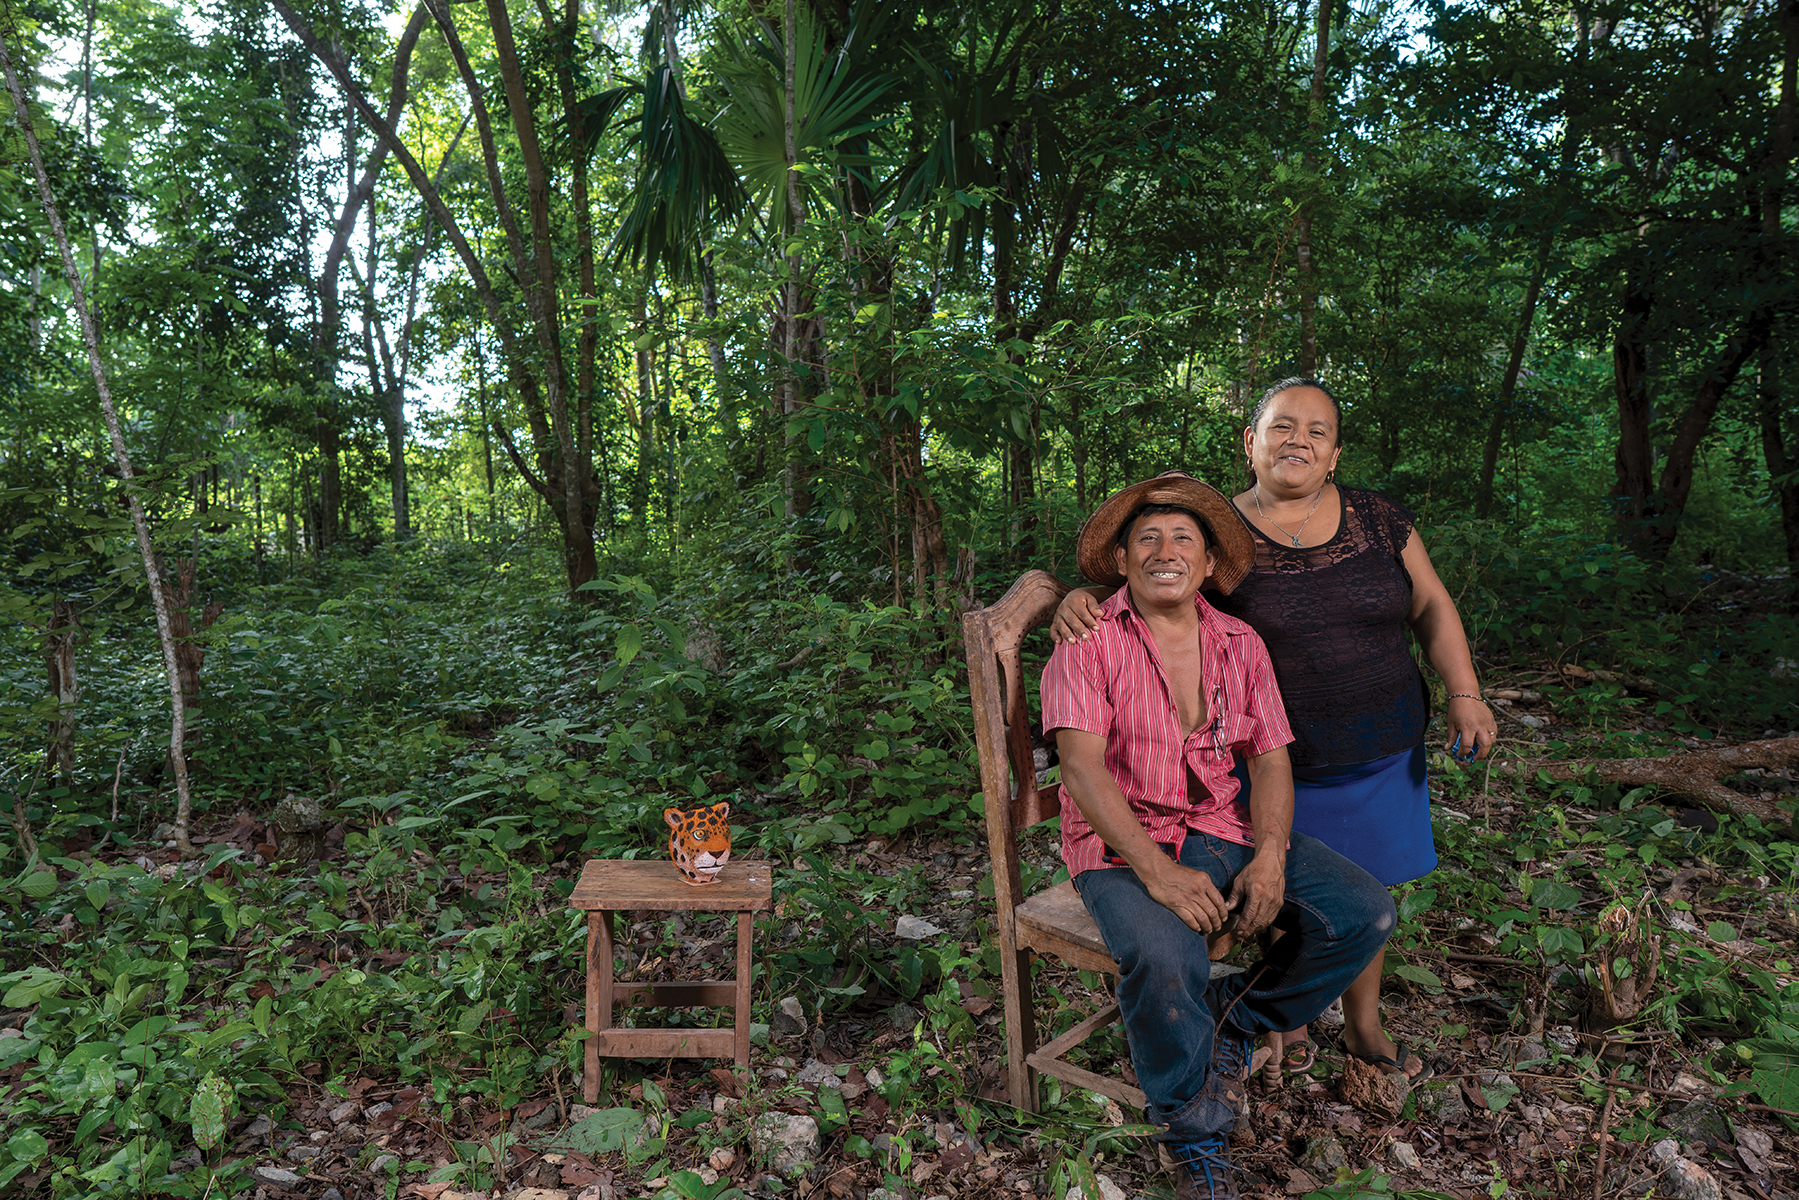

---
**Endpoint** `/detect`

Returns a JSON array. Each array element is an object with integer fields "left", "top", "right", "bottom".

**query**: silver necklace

[{"left": 1255, "top": 483, "right": 1327, "bottom": 547}]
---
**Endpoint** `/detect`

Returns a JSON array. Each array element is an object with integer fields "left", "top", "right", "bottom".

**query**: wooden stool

[{"left": 568, "top": 858, "right": 774, "bottom": 1102}]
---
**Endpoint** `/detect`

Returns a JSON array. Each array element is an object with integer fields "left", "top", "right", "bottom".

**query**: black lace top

[{"left": 1211, "top": 487, "right": 1427, "bottom": 769}]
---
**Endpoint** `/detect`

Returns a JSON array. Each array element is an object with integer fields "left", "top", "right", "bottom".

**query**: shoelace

[
  {"left": 1210, "top": 1029, "right": 1255, "bottom": 1080},
  {"left": 1171, "top": 1136, "right": 1233, "bottom": 1185}
]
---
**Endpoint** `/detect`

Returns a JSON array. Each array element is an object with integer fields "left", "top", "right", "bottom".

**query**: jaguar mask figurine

[{"left": 664, "top": 801, "right": 731, "bottom": 886}]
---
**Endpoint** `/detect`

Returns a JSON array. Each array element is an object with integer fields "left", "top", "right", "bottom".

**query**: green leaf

[
  {"left": 191, "top": 1073, "right": 232, "bottom": 1150},
  {"left": 1065, "top": 1154, "right": 1103, "bottom": 1200},
  {"left": 2, "top": 1128, "right": 48, "bottom": 1176},
  {"left": 1538, "top": 927, "right": 1585, "bottom": 959},
  {"left": 1390, "top": 964, "right": 1444, "bottom": 992},
  {"left": 818, "top": 1086, "right": 850, "bottom": 1133},
  {"left": 543, "top": 1108, "right": 644, "bottom": 1156},
  {"left": 1, "top": 968, "right": 65, "bottom": 1007},
  {"left": 1706, "top": 920, "right": 1738, "bottom": 942},
  {"left": 18, "top": 869, "right": 57, "bottom": 899},
  {"left": 616, "top": 625, "right": 644, "bottom": 665},
  {"left": 1480, "top": 1074, "right": 1521, "bottom": 1112},
  {"left": 85, "top": 880, "right": 111, "bottom": 910}
]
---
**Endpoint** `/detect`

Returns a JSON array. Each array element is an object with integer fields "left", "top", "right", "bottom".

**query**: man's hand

[
  {"left": 1141, "top": 860, "right": 1234, "bottom": 935},
  {"left": 1225, "top": 851, "right": 1286, "bottom": 939}
]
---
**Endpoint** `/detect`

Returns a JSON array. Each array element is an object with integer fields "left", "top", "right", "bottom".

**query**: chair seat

[
  {"left": 1017, "top": 876, "right": 1237, "bottom": 969},
  {"left": 1016, "top": 880, "right": 1117, "bottom": 974}
]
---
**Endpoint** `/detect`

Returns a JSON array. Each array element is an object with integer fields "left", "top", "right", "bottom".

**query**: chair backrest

[{"left": 962, "top": 570, "right": 1073, "bottom": 922}]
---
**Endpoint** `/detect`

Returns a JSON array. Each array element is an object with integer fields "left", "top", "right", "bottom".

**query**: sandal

[
  {"left": 1280, "top": 1038, "right": 1316, "bottom": 1076},
  {"left": 1348, "top": 1041, "right": 1433, "bottom": 1082}
]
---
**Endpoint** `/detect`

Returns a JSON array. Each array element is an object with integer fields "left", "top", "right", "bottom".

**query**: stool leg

[
  {"left": 585, "top": 909, "right": 615, "bottom": 1103},
  {"left": 733, "top": 910, "right": 753, "bottom": 1067}
]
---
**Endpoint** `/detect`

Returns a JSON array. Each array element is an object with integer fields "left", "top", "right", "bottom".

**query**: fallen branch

[
  {"left": 1491, "top": 737, "right": 1798, "bottom": 827},
  {"left": 1592, "top": 1065, "right": 1618, "bottom": 1200}
]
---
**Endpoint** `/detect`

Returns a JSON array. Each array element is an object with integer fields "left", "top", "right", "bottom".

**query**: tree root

[{"left": 1492, "top": 737, "right": 1799, "bottom": 828}]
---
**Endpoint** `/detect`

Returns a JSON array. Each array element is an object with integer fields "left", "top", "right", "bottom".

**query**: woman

[{"left": 1051, "top": 377, "right": 1496, "bottom": 1082}]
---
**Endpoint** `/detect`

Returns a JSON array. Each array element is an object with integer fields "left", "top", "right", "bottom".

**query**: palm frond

[{"left": 611, "top": 64, "right": 748, "bottom": 283}]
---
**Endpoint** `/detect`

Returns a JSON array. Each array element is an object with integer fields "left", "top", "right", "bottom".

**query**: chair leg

[
  {"left": 584, "top": 909, "right": 615, "bottom": 1103},
  {"left": 732, "top": 910, "right": 753, "bottom": 1067},
  {"left": 999, "top": 941, "right": 1038, "bottom": 1112}
]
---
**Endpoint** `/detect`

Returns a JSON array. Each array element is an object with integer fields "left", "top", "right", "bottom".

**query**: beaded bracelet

[{"left": 1446, "top": 693, "right": 1484, "bottom": 701}]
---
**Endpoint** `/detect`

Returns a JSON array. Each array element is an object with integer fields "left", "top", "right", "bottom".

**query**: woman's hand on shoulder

[
  {"left": 1050, "top": 587, "right": 1111, "bottom": 644},
  {"left": 1445, "top": 695, "right": 1498, "bottom": 762}
]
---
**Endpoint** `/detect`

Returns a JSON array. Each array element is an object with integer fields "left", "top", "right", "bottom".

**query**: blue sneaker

[
  {"left": 1202, "top": 1025, "right": 1256, "bottom": 1115},
  {"left": 1169, "top": 1134, "right": 1239, "bottom": 1200}
]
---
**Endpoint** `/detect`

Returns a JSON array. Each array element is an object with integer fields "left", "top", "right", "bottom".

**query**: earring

[{"left": 1327, "top": 469, "right": 1335, "bottom": 483}]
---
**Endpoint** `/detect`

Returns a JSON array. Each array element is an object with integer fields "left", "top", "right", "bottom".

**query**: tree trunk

[
  {"left": 1, "top": 31, "right": 198, "bottom": 856},
  {"left": 45, "top": 598, "right": 81, "bottom": 786},
  {"left": 634, "top": 290, "right": 655, "bottom": 543},
  {"left": 1756, "top": 342, "right": 1799, "bottom": 607},
  {"left": 1609, "top": 253, "right": 1657, "bottom": 546},
  {"left": 475, "top": 323, "right": 497, "bottom": 527},
  {"left": 481, "top": 0, "right": 592, "bottom": 595},
  {"left": 1297, "top": 0, "right": 1331, "bottom": 376},
  {"left": 781, "top": 0, "right": 811, "bottom": 526},
  {"left": 1480, "top": 47, "right": 1588, "bottom": 518},
  {"left": 161, "top": 558, "right": 224, "bottom": 736}
]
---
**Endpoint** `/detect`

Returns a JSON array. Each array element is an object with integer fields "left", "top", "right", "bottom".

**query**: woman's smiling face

[{"left": 1246, "top": 385, "right": 1343, "bottom": 495}]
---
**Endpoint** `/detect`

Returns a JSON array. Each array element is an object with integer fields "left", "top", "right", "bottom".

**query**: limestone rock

[
  {"left": 253, "top": 1166, "right": 304, "bottom": 1186},
  {"left": 774, "top": 996, "right": 807, "bottom": 1037},
  {"left": 1064, "top": 1173, "right": 1127, "bottom": 1200},
  {"left": 896, "top": 915, "right": 944, "bottom": 940},
  {"left": 751, "top": 1112, "right": 820, "bottom": 1177},
  {"left": 795, "top": 1058, "right": 841, "bottom": 1087},
  {"left": 1341, "top": 1054, "right": 1410, "bottom": 1119},
  {"left": 1297, "top": 1134, "right": 1348, "bottom": 1176},
  {"left": 1650, "top": 1138, "right": 1722, "bottom": 1200},
  {"left": 272, "top": 794, "right": 327, "bottom": 863},
  {"left": 1414, "top": 1081, "right": 1468, "bottom": 1125},
  {"left": 1389, "top": 1142, "right": 1420, "bottom": 1170},
  {"left": 1660, "top": 1099, "right": 1731, "bottom": 1148}
]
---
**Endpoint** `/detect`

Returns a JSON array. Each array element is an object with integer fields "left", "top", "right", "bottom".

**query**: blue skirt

[{"left": 1233, "top": 743, "right": 1435, "bottom": 887}]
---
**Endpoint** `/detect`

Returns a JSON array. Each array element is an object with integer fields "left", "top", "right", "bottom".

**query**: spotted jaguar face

[{"left": 665, "top": 801, "right": 732, "bottom": 885}]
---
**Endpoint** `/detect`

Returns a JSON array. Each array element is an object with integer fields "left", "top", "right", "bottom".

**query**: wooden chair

[
  {"left": 963, "top": 570, "right": 1234, "bottom": 1115},
  {"left": 962, "top": 570, "right": 1147, "bottom": 1113}
]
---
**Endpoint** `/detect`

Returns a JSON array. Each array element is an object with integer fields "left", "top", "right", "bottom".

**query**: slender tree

[{"left": 1, "top": 25, "right": 197, "bottom": 857}]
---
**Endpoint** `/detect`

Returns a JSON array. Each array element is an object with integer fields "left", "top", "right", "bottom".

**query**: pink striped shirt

[{"left": 1040, "top": 587, "right": 1294, "bottom": 876}]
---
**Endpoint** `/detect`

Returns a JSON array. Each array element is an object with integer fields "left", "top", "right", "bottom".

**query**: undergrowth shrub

[{"left": 1426, "top": 516, "right": 1799, "bottom": 735}]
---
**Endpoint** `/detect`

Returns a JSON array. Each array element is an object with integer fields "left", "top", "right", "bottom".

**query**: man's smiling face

[{"left": 1114, "top": 508, "right": 1215, "bottom": 611}]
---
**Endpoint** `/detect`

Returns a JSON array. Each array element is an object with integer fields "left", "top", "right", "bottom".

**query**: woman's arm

[
  {"left": 1400, "top": 529, "right": 1498, "bottom": 761},
  {"left": 1049, "top": 586, "right": 1116, "bottom": 644}
]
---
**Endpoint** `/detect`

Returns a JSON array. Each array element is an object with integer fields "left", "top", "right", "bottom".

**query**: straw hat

[{"left": 1075, "top": 471, "right": 1255, "bottom": 594}]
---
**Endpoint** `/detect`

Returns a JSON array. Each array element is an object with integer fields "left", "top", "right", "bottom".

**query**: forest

[{"left": 2, "top": 0, "right": 1799, "bottom": 1197}]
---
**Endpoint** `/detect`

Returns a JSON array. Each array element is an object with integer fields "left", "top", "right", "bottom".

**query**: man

[{"left": 1041, "top": 472, "right": 1395, "bottom": 1200}]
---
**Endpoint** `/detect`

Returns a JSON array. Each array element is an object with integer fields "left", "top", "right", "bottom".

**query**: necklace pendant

[{"left": 1292, "top": 535, "right": 1303, "bottom": 547}]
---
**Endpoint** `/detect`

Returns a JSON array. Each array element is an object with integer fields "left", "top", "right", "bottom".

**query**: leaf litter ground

[{"left": 8, "top": 674, "right": 1799, "bottom": 1200}]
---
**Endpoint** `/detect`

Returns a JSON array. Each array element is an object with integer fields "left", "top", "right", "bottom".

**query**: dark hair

[
  {"left": 1249, "top": 377, "right": 1343, "bottom": 445},
  {"left": 1116, "top": 503, "right": 1217, "bottom": 550}
]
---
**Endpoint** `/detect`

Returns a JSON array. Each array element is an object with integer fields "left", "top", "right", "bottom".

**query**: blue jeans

[{"left": 1075, "top": 831, "right": 1394, "bottom": 1139}]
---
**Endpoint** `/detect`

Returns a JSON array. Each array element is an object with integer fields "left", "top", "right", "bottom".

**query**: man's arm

[
  {"left": 1226, "top": 744, "right": 1293, "bottom": 939},
  {"left": 1057, "top": 727, "right": 1233, "bottom": 935}
]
